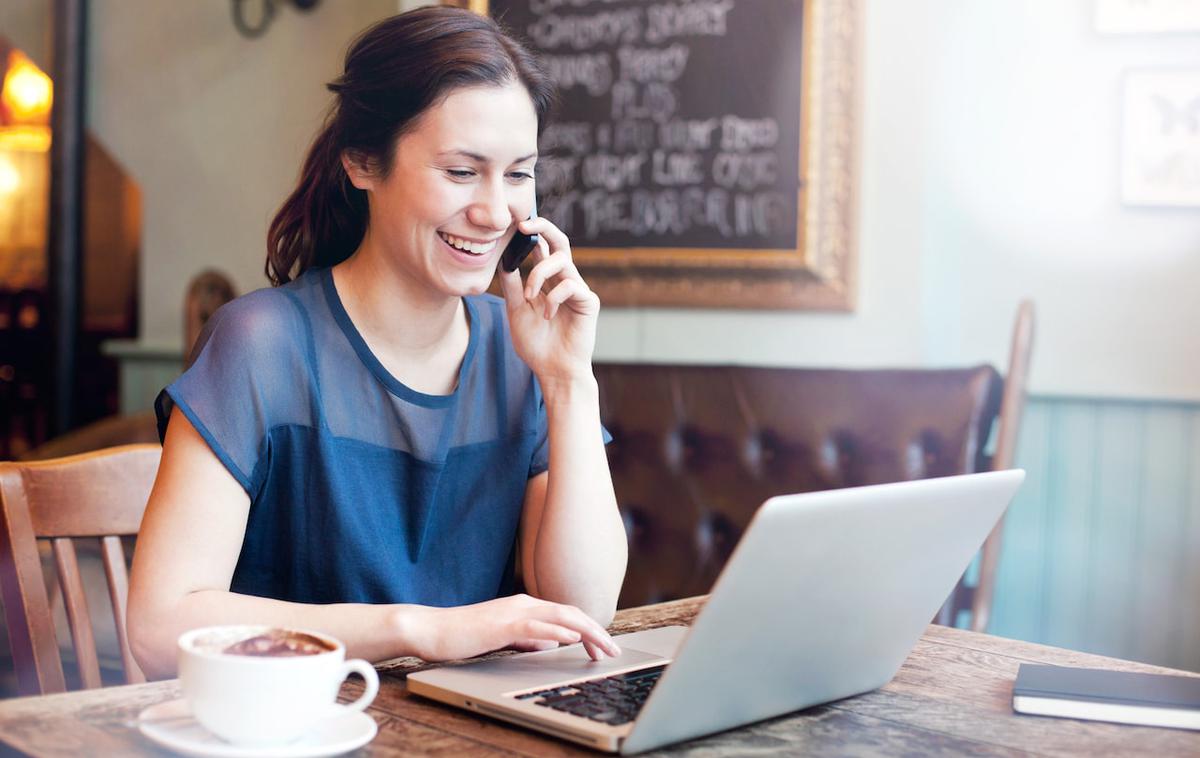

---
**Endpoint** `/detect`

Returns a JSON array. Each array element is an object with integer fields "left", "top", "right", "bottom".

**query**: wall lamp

[
  {"left": 0, "top": 46, "right": 52, "bottom": 153},
  {"left": 232, "top": 0, "right": 322, "bottom": 39}
]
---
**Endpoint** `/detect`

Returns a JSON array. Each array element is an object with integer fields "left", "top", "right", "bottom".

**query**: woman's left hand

[{"left": 498, "top": 217, "right": 599, "bottom": 384}]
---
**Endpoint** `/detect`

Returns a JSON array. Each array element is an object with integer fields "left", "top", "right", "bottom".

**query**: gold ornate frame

[{"left": 468, "top": 0, "right": 860, "bottom": 310}]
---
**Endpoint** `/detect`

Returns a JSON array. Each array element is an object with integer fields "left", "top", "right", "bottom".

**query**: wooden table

[{"left": 0, "top": 597, "right": 1197, "bottom": 756}]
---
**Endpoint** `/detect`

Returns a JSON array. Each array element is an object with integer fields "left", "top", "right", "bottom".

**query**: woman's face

[{"left": 347, "top": 81, "right": 539, "bottom": 297}]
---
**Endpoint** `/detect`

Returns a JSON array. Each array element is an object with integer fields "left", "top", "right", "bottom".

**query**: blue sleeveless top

[{"left": 156, "top": 267, "right": 581, "bottom": 607}]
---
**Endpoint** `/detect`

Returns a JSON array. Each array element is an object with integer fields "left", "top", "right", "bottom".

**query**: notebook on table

[
  {"left": 409, "top": 470, "right": 1025, "bottom": 754},
  {"left": 1012, "top": 664, "right": 1200, "bottom": 731}
]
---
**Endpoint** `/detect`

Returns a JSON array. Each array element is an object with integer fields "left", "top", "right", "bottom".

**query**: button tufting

[
  {"left": 662, "top": 427, "right": 686, "bottom": 471},
  {"left": 818, "top": 432, "right": 857, "bottom": 482},
  {"left": 818, "top": 435, "right": 840, "bottom": 476},
  {"left": 619, "top": 506, "right": 641, "bottom": 547},
  {"left": 741, "top": 431, "right": 762, "bottom": 474},
  {"left": 695, "top": 511, "right": 739, "bottom": 564},
  {"left": 921, "top": 429, "right": 942, "bottom": 469},
  {"left": 680, "top": 426, "right": 702, "bottom": 469},
  {"left": 904, "top": 440, "right": 927, "bottom": 480}
]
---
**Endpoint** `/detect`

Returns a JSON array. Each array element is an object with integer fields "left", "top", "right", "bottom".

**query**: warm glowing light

[
  {"left": 0, "top": 48, "right": 52, "bottom": 152},
  {"left": 0, "top": 154, "right": 19, "bottom": 194},
  {"left": 2, "top": 51, "right": 53, "bottom": 124},
  {"left": 0, "top": 126, "right": 50, "bottom": 151}
]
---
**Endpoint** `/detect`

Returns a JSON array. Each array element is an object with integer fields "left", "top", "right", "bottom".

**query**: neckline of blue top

[{"left": 319, "top": 266, "right": 480, "bottom": 409}]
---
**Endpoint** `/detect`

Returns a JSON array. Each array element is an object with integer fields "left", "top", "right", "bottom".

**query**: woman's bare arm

[
  {"left": 502, "top": 216, "right": 628, "bottom": 632},
  {"left": 518, "top": 377, "right": 627, "bottom": 632}
]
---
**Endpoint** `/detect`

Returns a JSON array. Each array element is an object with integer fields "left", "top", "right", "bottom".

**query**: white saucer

[{"left": 136, "top": 699, "right": 377, "bottom": 758}]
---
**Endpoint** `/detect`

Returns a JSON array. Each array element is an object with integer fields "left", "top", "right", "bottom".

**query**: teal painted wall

[{"left": 989, "top": 396, "right": 1200, "bottom": 672}]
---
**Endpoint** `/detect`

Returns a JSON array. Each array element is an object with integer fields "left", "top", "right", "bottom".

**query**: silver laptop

[{"left": 408, "top": 470, "right": 1025, "bottom": 754}]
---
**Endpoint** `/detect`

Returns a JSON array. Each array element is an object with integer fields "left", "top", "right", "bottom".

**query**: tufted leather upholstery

[{"left": 594, "top": 363, "right": 1004, "bottom": 616}]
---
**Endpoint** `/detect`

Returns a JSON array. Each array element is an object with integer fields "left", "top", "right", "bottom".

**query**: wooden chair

[
  {"left": 968, "top": 299, "right": 1036, "bottom": 632},
  {"left": 0, "top": 444, "right": 159, "bottom": 695},
  {"left": 184, "top": 269, "right": 237, "bottom": 370},
  {"left": 19, "top": 412, "right": 159, "bottom": 462}
]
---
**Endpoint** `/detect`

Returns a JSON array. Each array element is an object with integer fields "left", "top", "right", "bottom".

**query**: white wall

[
  {"left": 917, "top": 0, "right": 1200, "bottom": 401},
  {"left": 85, "top": 0, "right": 396, "bottom": 344},
  {"left": 0, "top": 1, "right": 50, "bottom": 70}
]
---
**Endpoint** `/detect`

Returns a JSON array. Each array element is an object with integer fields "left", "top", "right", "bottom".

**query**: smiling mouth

[{"left": 438, "top": 232, "right": 499, "bottom": 256}]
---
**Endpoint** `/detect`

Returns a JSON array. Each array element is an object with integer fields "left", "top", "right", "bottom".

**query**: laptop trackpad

[{"left": 421, "top": 645, "right": 669, "bottom": 696}]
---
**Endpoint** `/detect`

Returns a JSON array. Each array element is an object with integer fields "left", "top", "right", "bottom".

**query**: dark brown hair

[{"left": 265, "top": 6, "right": 554, "bottom": 286}]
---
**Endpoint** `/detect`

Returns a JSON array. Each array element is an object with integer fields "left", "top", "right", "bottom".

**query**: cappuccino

[
  {"left": 222, "top": 630, "right": 335, "bottom": 657},
  {"left": 178, "top": 625, "right": 379, "bottom": 746}
]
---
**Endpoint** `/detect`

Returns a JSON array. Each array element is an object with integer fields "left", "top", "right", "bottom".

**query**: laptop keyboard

[{"left": 516, "top": 664, "right": 667, "bottom": 726}]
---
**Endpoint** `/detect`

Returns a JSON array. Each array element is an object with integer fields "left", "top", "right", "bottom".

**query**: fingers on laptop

[
  {"left": 510, "top": 639, "right": 560, "bottom": 652},
  {"left": 520, "top": 619, "right": 583, "bottom": 645},
  {"left": 512, "top": 598, "right": 620, "bottom": 660},
  {"left": 541, "top": 603, "right": 621, "bottom": 659}
]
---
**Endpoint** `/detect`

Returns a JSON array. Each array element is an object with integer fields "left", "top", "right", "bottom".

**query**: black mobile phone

[{"left": 501, "top": 201, "right": 539, "bottom": 273}]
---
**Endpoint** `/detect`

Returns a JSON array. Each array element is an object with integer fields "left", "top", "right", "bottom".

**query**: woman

[{"left": 128, "top": 7, "right": 627, "bottom": 678}]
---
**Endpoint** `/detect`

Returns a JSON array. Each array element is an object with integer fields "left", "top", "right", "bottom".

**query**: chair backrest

[
  {"left": 184, "top": 269, "right": 236, "bottom": 370},
  {"left": 0, "top": 444, "right": 160, "bottom": 695},
  {"left": 594, "top": 300, "right": 1036, "bottom": 632},
  {"left": 594, "top": 363, "right": 1004, "bottom": 610},
  {"left": 19, "top": 411, "right": 160, "bottom": 462},
  {"left": 970, "top": 299, "right": 1035, "bottom": 632}
]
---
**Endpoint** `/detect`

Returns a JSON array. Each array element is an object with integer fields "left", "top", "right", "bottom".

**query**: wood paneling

[{"left": 990, "top": 396, "right": 1200, "bottom": 672}]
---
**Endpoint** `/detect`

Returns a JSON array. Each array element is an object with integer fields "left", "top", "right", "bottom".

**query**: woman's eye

[
  {"left": 508, "top": 172, "right": 534, "bottom": 182},
  {"left": 446, "top": 169, "right": 476, "bottom": 179}
]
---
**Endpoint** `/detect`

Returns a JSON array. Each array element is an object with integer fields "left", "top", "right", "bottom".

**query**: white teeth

[{"left": 440, "top": 233, "right": 496, "bottom": 255}]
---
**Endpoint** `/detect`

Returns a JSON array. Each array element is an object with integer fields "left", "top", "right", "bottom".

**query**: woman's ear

[{"left": 341, "top": 150, "right": 375, "bottom": 191}]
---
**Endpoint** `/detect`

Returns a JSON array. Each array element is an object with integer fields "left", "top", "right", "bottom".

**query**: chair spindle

[
  {"left": 51, "top": 537, "right": 103, "bottom": 690},
  {"left": 100, "top": 535, "right": 145, "bottom": 684}
]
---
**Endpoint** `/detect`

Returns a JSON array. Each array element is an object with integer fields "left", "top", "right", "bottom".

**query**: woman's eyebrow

[{"left": 438, "top": 149, "right": 538, "bottom": 164}]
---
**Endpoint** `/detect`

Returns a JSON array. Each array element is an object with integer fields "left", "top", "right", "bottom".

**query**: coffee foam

[
  {"left": 223, "top": 630, "right": 335, "bottom": 657},
  {"left": 184, "top": 626, "right": 340, "bottom": 657},
  {"left": 188, "top": 627, "right": 270, "bottom": 654}
]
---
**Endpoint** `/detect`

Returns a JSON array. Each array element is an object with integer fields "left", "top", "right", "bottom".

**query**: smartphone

[{"left": 501, "top": 200, "right": 539, "bottom": 273}]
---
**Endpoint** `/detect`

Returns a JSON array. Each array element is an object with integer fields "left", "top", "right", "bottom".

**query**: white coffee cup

[{"left": 178, "top": 625, "right": 379, "bottom": 746}]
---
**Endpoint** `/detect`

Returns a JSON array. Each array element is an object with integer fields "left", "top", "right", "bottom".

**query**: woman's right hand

[{"left": 402, "top": 594, "right": 622, "bottom": 662}]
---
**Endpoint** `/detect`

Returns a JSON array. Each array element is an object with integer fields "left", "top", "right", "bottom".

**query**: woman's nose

[{"left": 467, "top": 181, "right": 514, "bottom": 232}]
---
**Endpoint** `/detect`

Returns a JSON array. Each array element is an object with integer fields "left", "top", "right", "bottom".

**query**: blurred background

[{"left": 0, "top": 0, "right": 1197, "bottom": 689}]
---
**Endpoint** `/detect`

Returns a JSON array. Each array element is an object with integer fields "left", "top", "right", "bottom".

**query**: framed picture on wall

[
  {"left": 1122, "top": 68, "right": 1200, "bottom": 207},
  {"left": 469, "top": 0, "right": 860, "bottom": 310}
]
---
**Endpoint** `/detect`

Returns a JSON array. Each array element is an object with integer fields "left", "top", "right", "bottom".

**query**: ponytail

[{"left": 265, "top": 121, "right": 367, "bottom": 286}]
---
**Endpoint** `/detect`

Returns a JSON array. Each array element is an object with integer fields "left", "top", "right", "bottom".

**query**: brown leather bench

[{"left": 595, "top": 303, "right": 1034, "bottom": 631}]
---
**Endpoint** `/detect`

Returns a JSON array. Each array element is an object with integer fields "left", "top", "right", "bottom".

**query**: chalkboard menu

[
  {"left": 489, "top": 0, "right": 803, "bottom": 258},
  {"left": 478, "top": 0, "right": 859, "bottom": 310}
]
